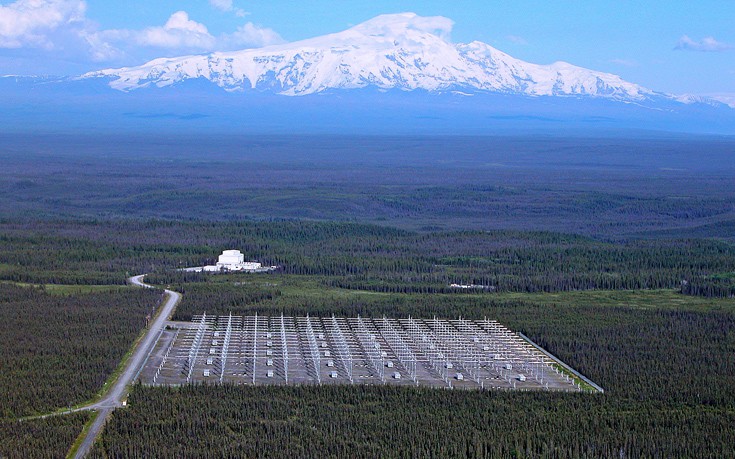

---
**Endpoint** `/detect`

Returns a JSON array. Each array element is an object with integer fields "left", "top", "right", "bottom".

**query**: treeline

[
  {"left": 94, "top": 385, "right": 735, "bottom": 459},
  {"left": 0, "top": 283, "right": 162, "bottom": 418},
  {"left": 681, "top": 276, "right": 735, "bottom": 298},
  {"left": 0, "top": 412, "right": 90, "bottom": 459},
  {"left": 163, "top": 277, "right": 541, "bottom": 321},
  {"left": 169, "top": 281, "right": 282, "bottom": 320},
  {"left": 92, "top": 298, "right": 735, "bottom": 458},
  {"left": 2, "top": 220, "right": 733, "bottom": 297}
]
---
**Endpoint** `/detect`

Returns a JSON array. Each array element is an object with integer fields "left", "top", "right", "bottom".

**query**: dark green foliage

[
  {"left": 165, "top": 276, "right": 539, "bottom": 321},
  {"left": 169, "top": 281, "right": 282, "bottom": 320},
  {"left": 0, "top": 284, "right": 162, "bottom": 418},
  {"left": 0, "top": 412, "right": 90, "bottom": 459},
  {"left": 0, "top": 217, "right": 733, "bottom": 456},
  {"left": 4, "top": 220, "right": 732, "bottom": 298},
  {"left": 95, "top": 298, "right": 735, "bottom": 458},
  {"left": 98, "top": 385, "right": 735, "bottom": 459},
  {"left": 2, "top": 134, "right": 735, "bottom": 238},
  {"left": 681, "top": 275, "right": 735, "bottom": 298}
]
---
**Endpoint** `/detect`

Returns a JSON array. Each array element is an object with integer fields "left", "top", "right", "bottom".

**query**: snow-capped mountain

[{"left": 82, "top": 13, "right": 654, "bottom": 101}]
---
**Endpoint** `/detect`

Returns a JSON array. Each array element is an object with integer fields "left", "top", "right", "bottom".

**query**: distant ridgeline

[{"left": 2, "top": 77, "right": 733, "bottom": 135}]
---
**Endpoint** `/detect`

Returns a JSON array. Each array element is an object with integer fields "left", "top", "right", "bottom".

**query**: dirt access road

[{"left": 72, "top": 275, "right": 180, "bottom": 458}]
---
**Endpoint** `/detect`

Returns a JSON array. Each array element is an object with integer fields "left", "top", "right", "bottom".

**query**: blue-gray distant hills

[{"left": 2, "top": 13, "right": 734, "bottom": 135}]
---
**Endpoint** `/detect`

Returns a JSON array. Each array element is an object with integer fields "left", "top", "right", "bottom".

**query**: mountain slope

[{"left": 82, "top": 13, "right": 653, "bottom": 101}]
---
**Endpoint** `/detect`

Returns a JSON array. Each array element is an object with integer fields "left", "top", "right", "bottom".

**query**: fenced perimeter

[{"left": 140, "top": 314, "right": 591, "bottom": 391}]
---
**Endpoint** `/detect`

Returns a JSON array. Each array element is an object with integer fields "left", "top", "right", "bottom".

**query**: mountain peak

[
  {"left": 348, "top": 12, "right": 454, "bottom": 41},
  {"left": 83, "top": 13, "right": 655, "bottom": 101}
]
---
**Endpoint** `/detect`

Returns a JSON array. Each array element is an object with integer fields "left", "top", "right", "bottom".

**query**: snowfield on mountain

[{"left": 83, "top": 13, "right": 656, "bottom": 101}]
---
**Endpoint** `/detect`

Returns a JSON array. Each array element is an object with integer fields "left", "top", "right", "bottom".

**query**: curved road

[{"left": 73, "top": 275, "right": 181, "bottom": 458}]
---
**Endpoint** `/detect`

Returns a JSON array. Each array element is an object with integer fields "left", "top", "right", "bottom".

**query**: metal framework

[
  {"left": 405, "top": 316, "right": 451, "bottom": 386},
  {"left": 185, "top": 313, "right": 208, "bottom": 383},
  {"left": 252, "top": 313, "right": 258, "bottom": 384},
  {"left": 280, "top": 313, "right": 289, "bottom": 384},
  {"left": 304, "top": 315, "right": 321, "bottom": 384},
  {"left": 355, "top": 315, "right": 384, "bottom": 382},
  {"left": 379, "top": 317, "right": 417, "bottom": 384},
  {"left": 329, "top": 315, "right": 353, "bottom": 384},
  {"left": 153, "top": 329, "right": 179, "bottom": 385},
  {"left": 145, "top": 313, "right": 590, "bottom": 393},
  {"left": 219, "top": 313, "right": 233, "bottom": 383}
]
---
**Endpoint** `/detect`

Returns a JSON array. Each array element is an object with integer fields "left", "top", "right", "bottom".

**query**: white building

[
  {"left": 214, "top": 250, "right": 262, "bottom": 271},
  {"left": 183, "top": 249, "right": 273, "bottom": 273},
  {"left": 217, "top": 249, "right": 244, "bottom": 267}
]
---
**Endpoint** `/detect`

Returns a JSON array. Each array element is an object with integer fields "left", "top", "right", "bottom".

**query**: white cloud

[
  {"left": 358, "top": 13, "right": 454, "bottom": 41},
  {"left": 79, "top": 28, "right": 123, "bottom": 61},
  {"left": 164, "top": 11, "right": 209, "bottom": 35},
  {"left": 506, "top": 35, "right": 527, "bottom": 45},
  {"left": 135, "top": 11, "right": 215, "bottom": 49},
  {"left": 85, "top": 12, "right": 284, "bottom": 62},
  {"left": 609, "top": 58, "right": 638, "bottom": 67},
  {"left": 222, "top": 22, "right": 285, "bottom": 48},
  {"left": 0, "top": 3, "right": 284, "bottom": 71},
  {"left": 0, "top": 0, "right": 86, "bottom": 48},
  {"left": 411, "top": 15, "right": 454, "bottom": 39},
  {"left": 209, "top": 0, "right": 248, "bottom": 18},
  {"left": 675, "top": 35, "right": 732, "bottom": 52},
  {"left": 209, "top": 0, "right": 232, "bottom": 11}
]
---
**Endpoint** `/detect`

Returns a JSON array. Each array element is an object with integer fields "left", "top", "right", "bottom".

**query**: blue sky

[{"left": 1, "top": 0, "right": 733, "bottom": 100}]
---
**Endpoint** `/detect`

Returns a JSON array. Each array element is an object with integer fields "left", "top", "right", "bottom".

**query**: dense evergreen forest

[
  {"left": 0, "top": 412, "right": 91, "bottom": 459},
  {"left": 0, "top": 284, "right": 161, "bottom": 456},
  {"left": 2, "top": 134, "right": 735, "bottom": 238},
  {"left": 0, "top": 284, "right": 162, "bottom": 418},
  {"left": 90, "top": 294, "right": 735, "bottom": 458},
  {"left": 2, "top": 220, "right": 733, "bottom": 298},
  {"left": 1, "top": 134, "right": 734, "bottom": 457},
  {"left": 0, "top": 216, "right": 733, "bottom": 457}
]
